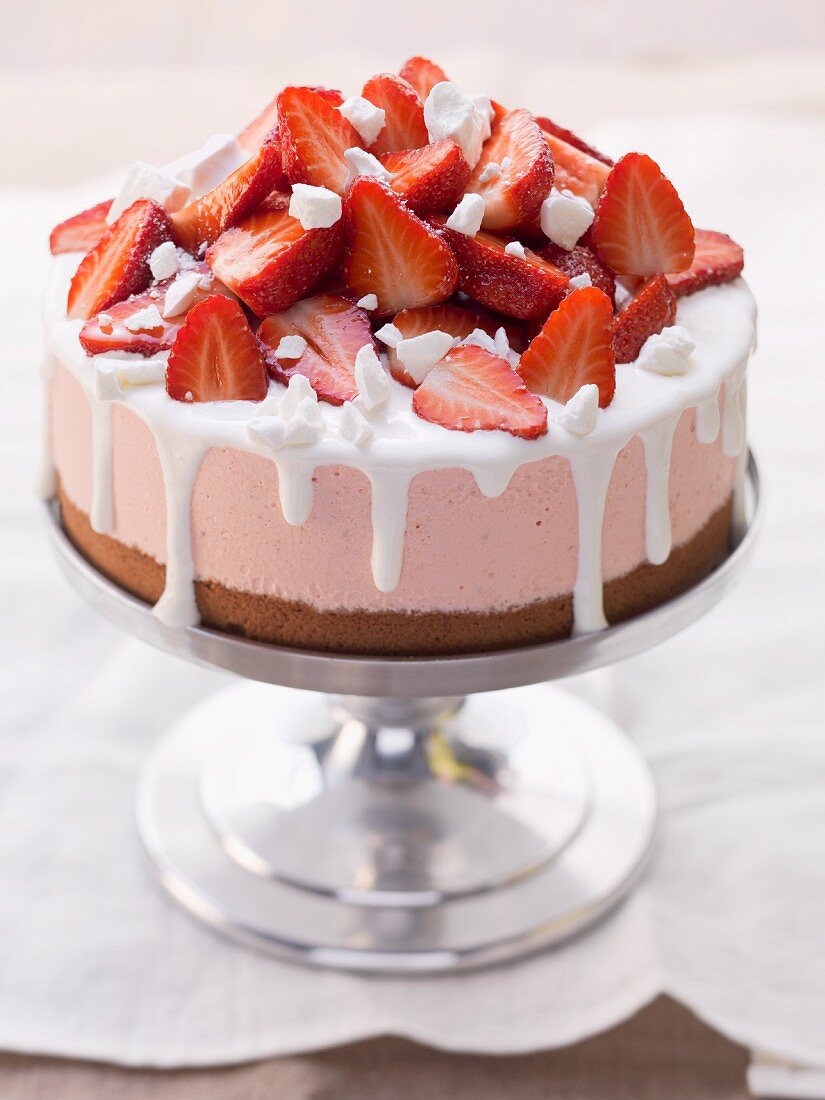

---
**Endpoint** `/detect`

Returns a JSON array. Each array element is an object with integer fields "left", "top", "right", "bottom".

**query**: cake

[{"left": 41, "top": 56, "right": 754, "bottom": 656}]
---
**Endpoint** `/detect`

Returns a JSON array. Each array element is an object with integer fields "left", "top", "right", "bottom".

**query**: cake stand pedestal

[{"left": 45, "top": 455, "right": 761, "bottom": 973}]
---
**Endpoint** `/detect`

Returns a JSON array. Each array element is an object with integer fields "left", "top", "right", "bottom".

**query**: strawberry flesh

[
  {"left": 171, "top": 139, "right": 283, "bottom": 254},
  {"left": 386, "top": 302, "right": 492, "bottom": 387},
  {"left": 381, "top": 140, "right": 470, "bottom": 215},
  {"left": 49, "top": 199, "right": 113, "bottom": 256},
  {"left": 207, "top": 206, "right": 344, "bottom": 317},
  {"left": 535, "top": 117, "right": 613, "bottom": 167},
  {"left": 466, "top": 109, "right": 554, "bottom": 230},
  {"left": 613, "top": 274, "right": 677, "bottom": 363},
  {"left": 539, "top": 127, "right": 610, "bottom": 207},
  {"left": 413, "top": 344, "right": 547, "bottom": 439},
  {"left": 258, "top": 292, "right": 373, "bottom": 404},
  {"left": 166, "top": 294, "right": 268, "bottom": 402},
  {"left": 278, "top": 86, "right": 361, "bottom": 196},
  {"left": 436, "top": 219, "right": 568, "bottom": 320},
  {"left": 592, "top": 153, "right": 695, "bottom": 277},
  {"left": 362, "top": 73, "right": 428, "bottom": 155},
  {"left": 519, "top": 286, "right": 615, "bottom": 407},
  {"left": 343, "top": 178, "right": 458, "bottom": 315},
  {"left": 538, "top": 242, "right": 616, "bottom": 301},
  {"left": 67, "top": 199, "right": 173, "bottom": 321},
  {"left": 666, "top": 228, "right": 744, "bottom": 298},
  {"left": 398, "top": 56, "right": 449, "bottom": 101},
  {"left": 78, "top": 263, "right": 227, "bottom": 357}
]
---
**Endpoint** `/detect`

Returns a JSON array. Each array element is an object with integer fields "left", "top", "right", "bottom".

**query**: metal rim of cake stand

[{"left": 45, "top": 453, "right": 761, "bottom": 972}]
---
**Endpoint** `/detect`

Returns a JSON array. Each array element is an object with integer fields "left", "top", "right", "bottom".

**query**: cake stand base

[{"left": 136, "top": 681, "right": 656, "bottom": 972}]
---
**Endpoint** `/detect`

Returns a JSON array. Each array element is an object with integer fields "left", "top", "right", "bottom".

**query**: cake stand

[{"left": 45, "top": 454, "right": 761, "bottom": 973}]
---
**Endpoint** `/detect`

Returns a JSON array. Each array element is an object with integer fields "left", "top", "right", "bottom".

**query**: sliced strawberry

[
  {"left": 413, "top": 345, "right": 547, "bottom": 439},
  {"left": 258, "top": 293, "right": 373, "bottom": 405},
  {"left": 613, "top": 274, "right": 677, "bottom": 363},
  {"left": 398, "top": 56, "right": 449, "bottom": 101},
  {"left": 259, "top": 189, "right": 292, "bottom": 213},
  {"left": 166, "top": 294, "right": 267, "bottom": 403},
  {"left": 237, "top": 96, "right": 279, "bottom": 154},
  {"left": 435, "top": 220, "right": 568, "bottom": 320},
  {"left": 361, "top": 73, "right": 428, "bottom": 155},
  {"left": 385, "top": 302, "right": 486, "bottom": 386},
  {"left": 277, "top": 86, "right": 361, "bottom": 196},
  {"left": 535, "top": 117, "right": 613, "bottom": 167},
  {"left": 538, "top": 242, "right": 616, "bottom": 301},
  {"left": 67, "top": 200, "right": 173, "bottom": 321},
  {"left": 466, "top": 109, "right": 554, "bottom": 230},
  {"left": 206, "top": 206, "right": 344, "bottom": 317},
  {"left": 78, "top": 263, "right": 227, "bottom": 357},
  {"left": 519, "top": 286, "right": 615, "bottom": 407},
  {"left": 666, "top": 228, "right": 744, "bottom": 298},
  {"left": 343, "top": 178, "right": 458, "bottom": 315},
  {"left": 49, "top": 199, "right": 113, "bottom": 256},
  {"left": 539, "top": 126, "right": 610, "bottom": 206},
  {"left": 237, "top": 86, "right": 343, "bottom": 155},
  {"left": 171, "top": 139, "right": 284, "bottom": 253},
  {"left": 381, "top": 140, "right": 470, "bottom": 215},
  {"left": 591, "top": 153, "right": 695, "bottom": 277}
]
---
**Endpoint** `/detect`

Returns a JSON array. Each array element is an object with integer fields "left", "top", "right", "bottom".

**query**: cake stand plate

[{"left": 46, "top": 454, "right": 761, "bottom": 973}]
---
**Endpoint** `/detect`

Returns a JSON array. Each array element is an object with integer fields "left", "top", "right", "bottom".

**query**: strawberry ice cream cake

[{"left": 41, "top": 56, "right": 754, "bottom": 655}]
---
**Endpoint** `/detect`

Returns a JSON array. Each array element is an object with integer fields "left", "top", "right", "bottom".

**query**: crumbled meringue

[
  {"left": 274, "top": 335, "right": 308, "bottom": 360},
  {"left": 162, "top": 271, "right": 202, "bottom": 318},
  {"left": 423, "top": 82, "right": 493, "bottom": 169},
  {"left": 124, "top": 304, "right": 164, "bottom": 333},
  {"left": 354, "top": 344, "right": 390, "bottom": 411},
  {"left": 288, "top": 184, "right": 342, "bottom": 230},
  {"left": 636, "top": 325, "right": 695, "bottom": 376},
  {"left": 338, "top": 96, "right": 386, "bottom": 147},
  {"left": 504, "top": 240, "right": 526, "bottom": 259},
  {"left": 344, "top": 147, "right": 390, "bottom": 188},
  {"left": 556, "top": 384, "right": 600, "bottom": 436},
  {"left": 107, "top": 162, "right": 191, "bottom": 223},
  {"left": 540, "top": 188, "right": 594, "bottom": 251},
  {"left": 396, "top": 330, "right": 455, "bottom": 384},
  {"left": 339, "top": 401, "right": 374, "bottom": 446},
  {"left": 445, "top": 193, "right": 485, "bottom": 236}
]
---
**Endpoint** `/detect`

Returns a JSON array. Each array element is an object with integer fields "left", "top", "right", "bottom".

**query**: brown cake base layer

[{"left": 59, "top": 485, "right": 732, "bottom": 657}]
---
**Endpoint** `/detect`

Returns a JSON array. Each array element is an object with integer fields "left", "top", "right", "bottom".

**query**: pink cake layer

[{"left": 50, "top": 362, "right": 735, "bottom": 613}]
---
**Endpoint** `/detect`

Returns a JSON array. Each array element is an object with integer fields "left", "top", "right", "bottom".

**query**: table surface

[{"left": 0, "top": 997, "right": 747, "bottom": 1099}]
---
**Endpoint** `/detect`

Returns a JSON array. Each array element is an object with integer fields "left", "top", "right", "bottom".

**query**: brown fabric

[
  {"left": 0, "top": 997, "right": 749, "bottom": 1098},
  {"left": 59, "top": 485, "right": 732, "bottom": 657}
]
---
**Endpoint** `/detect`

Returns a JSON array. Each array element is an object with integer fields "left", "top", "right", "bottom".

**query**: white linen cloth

[{"left": 0, "top": 110, "right": 824, "bottom": 1078}]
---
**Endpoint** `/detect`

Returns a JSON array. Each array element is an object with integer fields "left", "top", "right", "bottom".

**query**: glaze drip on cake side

[{"left": 42, "top": 252, "right": 755, "bottom": 634}]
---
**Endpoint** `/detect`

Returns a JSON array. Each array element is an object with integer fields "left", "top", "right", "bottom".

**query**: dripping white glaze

[
  {"left": 569, "top": 447, "right": 619, "bottom": 634},
  {"left": 89, "top": 399, "right": 114, "bottom": 534},
  {"left": 640, "top": 419, "right": 678, "bottom": 566},
  {"left": 43, "top": 239, "right": 756, "bottom": 634}
]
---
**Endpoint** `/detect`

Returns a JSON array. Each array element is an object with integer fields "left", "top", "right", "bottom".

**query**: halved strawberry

[
  {"left": 166, "top": 294, "right": 267, "bottom": 403},
  {"left": 398, "top": 56, "right": 449, "bottom": 101},
  {"left": 67, "top": 200, "right": 173, "bottom": 321},
  {"left": 171, "top": 139, "right": 284, "bottom": 253},
  {"left": 258, "top": 293, "right": 373, "bottom": 405},
  {"left": 237, "top": 96, "right": 279, "bottom": 154},
  {"left": 277, "top": 86, "right": 361, "bottom": 196},
  {"left": 591, "top": 153, "right": 695, "bottom": 277},
  {"left": 466, "top": 109, "right": 554, "bottom": 230},
  {"left": 666, "top": 228, "right": 744, "bottom": 298},
  {"left": 412, "top": 345, "right": 547, "bottom": 438},
  {"left": 613, "top": 274, "right": 677, "bottom": 363},
  {"left": 49, "top": 199, "right": 113, "bottom": 255},
  {"left": 519, "top": 286, "right": 615, "bottom": 407},
  {"left": 535, "top": 117, "right": 613, "bottom": 167},
  {"left": 381, "top": 140, "right": 470, "bottom": 215},
  {"left": 343, "top": 178, "right": 458, "bottom": 314},
  {"left": 362, "top": 73, "right": 428, "bottom": 155},
  {"left": 435, "top": 220, "right": 568, "bottom": 320},
  {"left": 539, "top": 125, "right": 610, "bottom": 207},
  {"left": 538, "top": 242, "right": 616, "bottom": 301},
  {"left": 237, "top": 86, "right": 343, "bottom": 155},
  {"left": 78, "top": 263, "right": 227, "bottom": 357},
  {"left": 206, "top": 206, "right": 344, "bottom": 317},
  {"left": 385, "top": 302, "right": 487, "bottom": 386}
]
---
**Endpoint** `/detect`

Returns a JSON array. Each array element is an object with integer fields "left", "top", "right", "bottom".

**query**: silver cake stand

[{"left": 45, "top": 453, "right": 761, "bottom": 973}]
